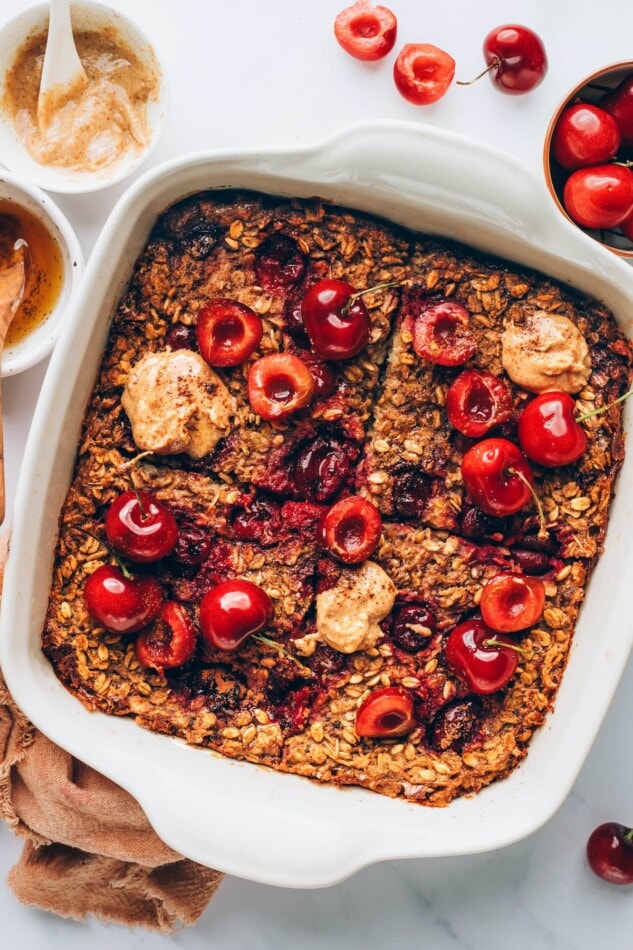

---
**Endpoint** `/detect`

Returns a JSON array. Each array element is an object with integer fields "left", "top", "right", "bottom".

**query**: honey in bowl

[{"left": 0, "top": 200, "right": 63, "bottom": 348}]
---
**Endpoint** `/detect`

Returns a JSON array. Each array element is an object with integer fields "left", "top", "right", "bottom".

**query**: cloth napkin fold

[{"left": 0, "top": 533, "right": 223, "bottom": 932}]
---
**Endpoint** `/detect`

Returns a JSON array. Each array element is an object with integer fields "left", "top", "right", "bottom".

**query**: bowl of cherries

[{"left": 544, "top": 62, "right": 633, "bottom": 258}]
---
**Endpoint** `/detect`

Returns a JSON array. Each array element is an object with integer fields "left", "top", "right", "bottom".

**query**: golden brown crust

[{"left": 42, "top": 191, "right": 632, "bottom": 808}]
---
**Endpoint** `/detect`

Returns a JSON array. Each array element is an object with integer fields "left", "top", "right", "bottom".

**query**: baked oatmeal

[{"left": 42, "top": 190, "right": 632, "bottom": 806}]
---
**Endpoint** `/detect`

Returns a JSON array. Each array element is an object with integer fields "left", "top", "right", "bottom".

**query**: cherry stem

[
  {"left": 342, "top": 280, "right": 402, "bottom": 317},
  {"left": 484, "top": 638, "right": 529, "bottom": 656},
  {"left": 612, "top": 159, "right": 633, "bottom": 169},
  {"left": 456, "top": 58, "right": 499, "bottom": 86},
  {"left": 508, "top": 468, "right": 548, "bottom": 539},
  {"left": 130, "top": 480, "right": 148, "bottom": 521},
  {"left": 119, "top": 450, "right": 153, "bottom": 471},
  {"left": 253, "top": 634, "right": 312, "bottom": 675},
  {"left": 73, "top": 526, "right": 133, "bottom": 578},
  {"left": 577, "top": 387, "right": 633, "bottom": 423}
]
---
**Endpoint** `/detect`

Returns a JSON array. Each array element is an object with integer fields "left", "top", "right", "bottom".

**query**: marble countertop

[{"left": 1, "top": 0, "right": 633, "bottom": 945}]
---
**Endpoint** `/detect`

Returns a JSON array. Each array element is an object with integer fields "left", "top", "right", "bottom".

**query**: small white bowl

[
  {"left": 0, "top": 169, "right": 83, "bottom": 377},
  {"left": 0, "top": 2, "right": 168, "bottom": 194}
]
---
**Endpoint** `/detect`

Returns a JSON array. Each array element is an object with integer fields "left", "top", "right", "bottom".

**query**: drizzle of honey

[{"left": 0, "top": 199, "right": 64, "bottom": 347}]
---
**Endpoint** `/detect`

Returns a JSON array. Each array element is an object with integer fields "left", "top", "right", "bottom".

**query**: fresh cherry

[
  {"left": 199, "top": 579, "right": 274, "bottom": 651},
  {"left": 518, "top": 392, "right": 587, "bottom": 467},
  {"left": 301, "top": 279, "right": 371, "bottom": 361},
  {"left": 446, "top": 370, "right": 513, "bottom": 437},
  {"left": 84, "top": 564, "right": 163, "bottom": 634},
  {"left": 334, "top": 0, "right": 397, "bottom": 62},
  {"left": 463, "top": 24, "right": 547, "bottom": 95},
  {"left": 248, "top": 353, "right": 315, "bottom": 422},
  {"left": 391, "top": 603, "right": 436, "bottom": 653},
  {"left": 552, "top": 103, "right": 621, "bottom": 171},
  {"left": 586, "top": 822, "right": 633, "bottom": 885},
  {"left": 445, "top": 618, "right": 520, "bottom": 694},
  {"left": 480, "top": 573, "right": 545, "bottom": 633},
  {"left": 255, "top": 234, "right": 306, "bottom": 294},
  {"left": 411, "top": 300, "right": 476, "bottom": 366},
  {"left": 105, "top": 491, "right": 178, "bottom": 563},
  {"left": 294, "top": 436, "right": 351, "bottom": 502},
  {"left": 393, "top": 44, "right": 455, "bottom": 106},
  {"left": 601, "top": 75, "right": 633, "bottom": 148},
  {"left": 563, "top": 164, "right": 633, "bottom": 230},
  {"left": 318, "top": 495, "right": 382, "bottom": 564},
  {"left": 461, "top": 438, "right": 537, "bottom": 517},
  {"left": 355, "top": 686, "right": 416, "bottom": 738},
  {"left": 135, "top": 601, "right": 197, "bottom": 672},
  {"left": 165, "top": 324, "right": 197, "bottom": 350},
  {"left": 196, "top": 299, "right": 263, "bottom": 367}
]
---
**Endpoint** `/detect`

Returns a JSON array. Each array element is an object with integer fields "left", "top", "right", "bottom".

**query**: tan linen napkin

[{"left": 0, "top": 532, "right": 223, "bottom": 932}]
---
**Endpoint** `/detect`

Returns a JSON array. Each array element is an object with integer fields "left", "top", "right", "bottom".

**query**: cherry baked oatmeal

[{"left": 42, "top": 190, "right": 632, "bottom": 806}]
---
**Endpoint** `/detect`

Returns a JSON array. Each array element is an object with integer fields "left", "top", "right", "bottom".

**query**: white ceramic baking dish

[{"left": 2, "top": 122, "right": 633, "bottom": 888}]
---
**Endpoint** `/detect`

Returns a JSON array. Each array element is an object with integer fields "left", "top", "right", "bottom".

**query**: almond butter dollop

[
  {"left": 121, "top": 350, "right": 235, "bottom": 458},
  {"left": 501, "top": 311, "right": 591, "bottom": 394},
  {"left": 295, "top": 561, "right": 397, "bottom": 656}
]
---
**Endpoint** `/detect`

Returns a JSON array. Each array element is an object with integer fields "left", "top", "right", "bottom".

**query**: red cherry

[
  {"left": 254, "top": 234, "right": 306, "bottom": 294},
  {"left": 84, "top": 564, "right": 163, "bottom": 634},
  {"left": 480, "top": 574, "right": 545, "bottom": 633},
  {"left": 601, "top": 75, "right": 633, "bottom": 148},
  {"left": 445, "top": 619, "right": 519, "bottom": 694},
  {"left": 355, "top": 686, "right": 416, "bottom": 738},
  {"left": 393, "top": 44, "right": 455, "bottom": 106},
  {"left": 446, "top": 370, "right": 513, "bottom": 437},
  {"left": 391, "top": 603, "right": 437, "bottom": 653},
  {"left": 105, "top": 491, "right": 178, "bottom": 563},
  {"left": 135, "top": 602, "right": 197, "bottom": 672},
  {"left": 196, "top": 299, "right": 263, "bottom": 367},
  {"left": 518, "top": 392, "right": 587, "bottom": 467},
  {"left": 318, "top": 495, "right": 382, "bottom": 564},
  {"left": 248, "top": 353, "right": 315, "bottom": 422},
  {"left": 301, "top": 279, "right": 371, "bottom": 361},
  {"left": 461, "top": 438, "right": 534, "bottom": 517},
  {"left": 411, "top": 301, "right": 476, "bottom": 366},
  {"left": 334, "top": 0, "right": 397, "bottom": 62},
  {"left": 165, "top": 324, "right": 197, "bottom": 350},
  {"left": 621, "top": 210, "right": 633, "bottom": 242},
  {"left": 552, "top": 103, "right": 621, "bottom": 171},
  {"left": 481, "top": 24, "right": 547, "bottom": 94},
  {"left": 294, "top": 436, "right": 351, "bottom": 502},
  {"left": 587, "top": 822, "right": 633, "bottom": 885},
  {"left": 563, "top": 164, "right": 633, "bottom": 230},
  {"left": 199, "top": 579, "right": 275, "bottom": 651}
]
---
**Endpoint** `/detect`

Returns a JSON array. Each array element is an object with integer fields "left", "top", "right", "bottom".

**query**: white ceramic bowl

[
  {"left": 0, "top": 169, "right": 82, "bottom": 376},
  {"left": 2, "top": 122, "right": 633, "bottom": 887},
  {"left": 0, "top": 1, "right": 168, "bottom": 194}
]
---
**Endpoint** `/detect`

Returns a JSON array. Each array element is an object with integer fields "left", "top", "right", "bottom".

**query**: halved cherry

[
  {"left": 84, "top": 564, "right": 163, "bottom": 634},
  {"left": 334, "top": 0, "right": 397, "bottom": 62},
  {"left": 196, "top": 299, "right": 263, "bottom": 367},
  {"left": 391, "top": 603, "right": 437, "bottom": 653},
  {"left": 255, "top": 234, "right": 306, "bottom": 294},
  {"left": 411, "top": 301, "right": 476, "bottom": 366},
  {"left": 518, "top": 392, "right": 587, "bottom": 467},
  {"left": 199, "top": 579, "right": 275, "bottom": 651},
  {"left": 461, "top": 438, "right": 537, "bottom": 518},
  {"left": 135, "top": 601, "right": 197, "bottom": 672},
  {"left": 105, "top": 490, "right": 178, "bottom": 563},
  {"left": 393, "top": 44, "right": 455, "bottom": 106},
  {"left": 318, "top": 495, "right": 382, "bottom": 564},
  {"left": 355, "top": 686, "right": 416, "bottom": 738},
  {"left": 446, "top": 370, "right": 513, "bottom": 437},
  {"left": 294, "top": 435, "right": 351, "bottom": 502},
  {"left": 445, "top": 618, "right": 520, "bottom": 694},
  {"left": 480, "top": 573, "right": 545, "bottom": 633},
  {"left": 300, "top": 279, "right": 371, "bottom": 361},
  {"left": 248, "top": 353, "right": 315, "bottom": 422}
]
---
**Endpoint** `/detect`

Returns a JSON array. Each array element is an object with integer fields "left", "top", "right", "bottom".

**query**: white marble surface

[{"left": 1, "top": 0, "right": 633, "bottom": 944}]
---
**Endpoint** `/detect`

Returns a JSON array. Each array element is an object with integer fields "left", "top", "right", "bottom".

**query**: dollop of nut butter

[
  {"left": 121, "top": 350, "right": 235, "bottom": 458},
  {"left": 501, "top": 311, "right": 591, "bottom": 394},
  {"left": 295, "top": 561, "right": 397, "bottom": 656}
]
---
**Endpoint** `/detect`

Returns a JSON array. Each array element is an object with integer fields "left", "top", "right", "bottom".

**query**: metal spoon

[
  {"left": 37, "top": 0, "right": 87, "bottom": 130},
  {"left": 0, "top": 224, "right": 28, "bottom": 525}
]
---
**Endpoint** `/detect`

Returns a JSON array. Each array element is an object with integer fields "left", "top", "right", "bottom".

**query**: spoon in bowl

[
  {"left": 0, "top": 220, "right": 29, "bottom": 524},
  {"left": 37, "top": 0, "right": 87, "bottom": 130}
]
